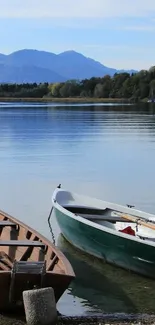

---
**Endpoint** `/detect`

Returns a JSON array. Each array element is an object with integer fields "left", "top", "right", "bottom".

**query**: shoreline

[
  {"left": 1, "top": 313, "right": 155, "bottom": 325},
  {"left": 0, "top": 97, "right": 133, "bottom": 103}
]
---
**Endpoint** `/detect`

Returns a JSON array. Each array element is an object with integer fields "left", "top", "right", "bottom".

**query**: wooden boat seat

[
  {"left": 0, "top": 221, "right": 17, "bottom": 228},
  {"left": 9, "top": 260, "right": 46, "bottom": 303},
  {"left": 0, "top": 240, "right": 46, "bottom": 248},
  {"left": 12, "top": 260, "right": 46, "bottom": 274}
]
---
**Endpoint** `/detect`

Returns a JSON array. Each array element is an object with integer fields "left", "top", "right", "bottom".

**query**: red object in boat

[{"left": 119, "top": 226, "right": 135, "bottom": 236}]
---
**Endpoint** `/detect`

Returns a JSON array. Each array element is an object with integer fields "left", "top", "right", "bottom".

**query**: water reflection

[
  {"left": 57, "top": 234, "right": 155, "bottom": 314},
  {"left": 0, "top": 105, "right": 155, "bottom": 144},
  {"left": 0, "top": 102, "right": 155, "bottom": 315}
]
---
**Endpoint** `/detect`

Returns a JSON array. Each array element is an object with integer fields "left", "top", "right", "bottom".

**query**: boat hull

[
  {"left": 0, "top": 272, "right": 73, "bottom": 312},
  {"left": 0, "top": 208, "right": 75, "bottom": 312},
  {"left": 54, "top": 207, "right": 155, "bottom": 279}
]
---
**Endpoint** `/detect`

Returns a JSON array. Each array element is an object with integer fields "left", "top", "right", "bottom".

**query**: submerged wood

[{"left": 0, "top": 209, "right": 75, "bottom": 311}]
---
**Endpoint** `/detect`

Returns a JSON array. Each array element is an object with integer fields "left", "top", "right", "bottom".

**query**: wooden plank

[
  {"left": 115, "top": 212, "right": 155, "bottom": 231},
  {"left": 0, "top": 261, "right": 10, "bottom": 271},
  {"left": 47, "top": 255, "right": 58, "bottom": 271},
  {"left": 14, "top": 261, "right": 46, "bottom": 273},
  {"left": 0, "top": 221, "right": 16, "bottom": 227},
  {"left": 0, "top": 240, "right": 45, "bottom": 247},
  {"left": 0, "top": 251, "right": 13, "bottom": 268}
]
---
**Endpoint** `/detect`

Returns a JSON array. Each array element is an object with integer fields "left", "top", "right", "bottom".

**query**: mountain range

[{"left": 0, "top": 49, "right": 137, "bottom": 83}]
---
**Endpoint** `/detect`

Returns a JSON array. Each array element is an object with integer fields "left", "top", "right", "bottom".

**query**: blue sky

[{"left": 1, "top": 0, "right": 155, "bottom": 70}]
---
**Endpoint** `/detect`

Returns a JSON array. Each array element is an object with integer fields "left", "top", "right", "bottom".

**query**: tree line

[{"left": 1, "top": 67, "right": 155, "bottom": 101}]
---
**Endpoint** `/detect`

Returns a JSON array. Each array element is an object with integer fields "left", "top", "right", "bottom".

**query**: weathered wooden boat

[
  {"left": 0, "top": 208, "right": 75, "bottom": 311},
  {"left": 52, "top": 186, "right": 155, "bottom": 279}
]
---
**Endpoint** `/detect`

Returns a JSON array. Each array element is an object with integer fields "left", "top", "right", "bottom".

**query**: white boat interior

[{"left": 54, "top": 189, "right": 155, "bottom": 243}]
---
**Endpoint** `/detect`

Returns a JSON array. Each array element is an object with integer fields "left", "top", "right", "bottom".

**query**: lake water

[{"left": 0, "top": 102, "right": 155, "bottom": 316}]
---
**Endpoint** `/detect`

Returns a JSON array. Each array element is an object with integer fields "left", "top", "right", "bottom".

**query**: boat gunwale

[
  {"left": 0, "top": 208, "right": 75, "bottom": 278},
  {"left": 52, "top": 188, "right": 155, "bottom": 248}
]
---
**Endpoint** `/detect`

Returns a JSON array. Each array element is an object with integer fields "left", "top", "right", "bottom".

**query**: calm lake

[{"left": 0, "top": 101, "right": 155, "bottom": 316}]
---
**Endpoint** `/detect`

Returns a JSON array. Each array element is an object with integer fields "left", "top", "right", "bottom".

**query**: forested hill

[{"left": 0, "top": 67, "right": 155, "bottom": 101}]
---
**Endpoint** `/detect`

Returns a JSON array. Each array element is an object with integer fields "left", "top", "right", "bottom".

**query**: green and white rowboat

[{"left": 52, "top": 185, "right": 155, "bottom": 279}]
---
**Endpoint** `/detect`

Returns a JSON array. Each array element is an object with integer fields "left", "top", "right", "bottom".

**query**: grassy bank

[{"left": 0, "top": 97, "right": 132, "bottom": 103}]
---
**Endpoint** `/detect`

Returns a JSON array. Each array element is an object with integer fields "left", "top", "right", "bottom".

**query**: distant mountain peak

[
  {"left": 59, "top": 50, "right": 78, "bottom": 54},
  {"left": 0, "top": 48, "right": 138, "bottom": 83},
  {"left": 58, "top": 50, "right": 86, "bottom": 58}
]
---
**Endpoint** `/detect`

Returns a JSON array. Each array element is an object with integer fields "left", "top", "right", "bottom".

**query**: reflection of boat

[
  {"left": 0, "top": 209, "right": 75, "bottom": 311},
  {"left": 57, "top": 235, "right": 136, "bottom": 314},
  {"left": 52, "top": 186, "right": 155, "bottom": 279},
  {"left": 57, "top": 234, "right": 155, "bottom": 314}
]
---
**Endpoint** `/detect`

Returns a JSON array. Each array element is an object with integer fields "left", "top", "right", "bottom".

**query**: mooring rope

[
  {"left": 47, "top": 184, "right": 61, "bottom": 245},
  {"left": 48, "top": 205, "right": 56, "bottom": 245}
]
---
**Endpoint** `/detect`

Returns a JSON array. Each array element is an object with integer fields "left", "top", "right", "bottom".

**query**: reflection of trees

[
  {"left": 0, "top": 106, "right": 102, "bottom": 145},
  {"left": 0, "top": 104, "right": 155, "bottom": 146}
]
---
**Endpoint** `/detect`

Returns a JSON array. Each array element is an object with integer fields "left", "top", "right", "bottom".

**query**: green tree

[{"left": 49, "top": 83, "right": 63, "bottom": 97}]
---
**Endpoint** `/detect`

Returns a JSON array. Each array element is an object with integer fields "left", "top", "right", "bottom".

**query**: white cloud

[{"left": 0, "top": 0, "right": 155, "bottom": 18}]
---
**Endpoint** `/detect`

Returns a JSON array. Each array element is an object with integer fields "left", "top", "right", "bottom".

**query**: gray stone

[{"left": 23, "top": 287, "right": 57, "bottom": 325}]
